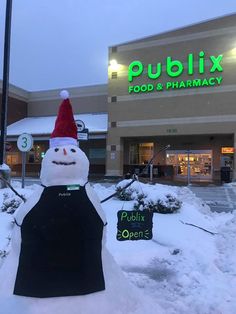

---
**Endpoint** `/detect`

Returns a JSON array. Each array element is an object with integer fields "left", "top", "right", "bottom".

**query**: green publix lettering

[
  {"left": 128, "top": 51, "right": 223, "bottom": 82},
  {"left": 121, "top": 211, "right": 145, "bottom": 222}
]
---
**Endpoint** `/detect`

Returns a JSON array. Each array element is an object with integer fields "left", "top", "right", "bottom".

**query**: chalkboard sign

[{"left": 117, "top": 210, "right": 153, "bottom": 241}]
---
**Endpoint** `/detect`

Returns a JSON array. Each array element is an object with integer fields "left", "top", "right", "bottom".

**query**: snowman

[{"left": 0, "top": 91, "right": 161, "bottom": 314}]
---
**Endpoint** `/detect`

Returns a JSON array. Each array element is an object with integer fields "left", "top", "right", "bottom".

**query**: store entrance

[
  {"left": 166, "top": 150, "right": 212, "bottom": 181},
  {"left": 129, "top": 142, "right": 154, "bottom": 165}
]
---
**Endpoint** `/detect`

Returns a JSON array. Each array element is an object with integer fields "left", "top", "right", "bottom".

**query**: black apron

[{"left": 14, "top": 185, "right": 105, "bottom": 298}]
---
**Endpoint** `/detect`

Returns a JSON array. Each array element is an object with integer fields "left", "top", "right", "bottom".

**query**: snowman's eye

[
  {"left": 54, "top": 148, "right": 59, "bottom": 152},
  {"left": 71, "top": 148, "right": 76, "bottom": 153}
]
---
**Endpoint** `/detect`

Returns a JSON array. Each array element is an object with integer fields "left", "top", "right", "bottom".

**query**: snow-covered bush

[
  {"left": 133, "top": 193, "right": 147, "bottom": 210},
  {"left": 147, "top": 194, "right": 182, "bottom": 214},
  {"left": 115, "top": 186, "right": 135, "bottom": 201},
  {"left": 115, "top": 179, "right": 148, "bottom": 201},
  {"left": 1, "top": 192, "right": 23, "bottom": 214},
  {"left": 133, "top": 193, "right": 181, "bottom": 214},
  {"left": 116, "top": 180, "right": 182, "bottom": 214}
]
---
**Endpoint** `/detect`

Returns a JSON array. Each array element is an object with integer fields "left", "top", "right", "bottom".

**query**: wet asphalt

[{"left": 189, "top": 184, "right": 236, "bottom": 213}]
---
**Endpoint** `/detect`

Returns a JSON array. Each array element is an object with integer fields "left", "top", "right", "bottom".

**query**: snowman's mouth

[{"left": 52, "top": 161, "right": 76, "bottom": 166}]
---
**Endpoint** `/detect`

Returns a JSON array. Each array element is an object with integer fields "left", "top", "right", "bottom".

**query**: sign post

[
  {"left": 186, "top": 150, "right": 191, "bottom": 186},
  {"left": 17, "top": 133, "right": 34, "bottom": 188},
  {"left": 149, "top": 163, "right": 153, "bottom": 182}
]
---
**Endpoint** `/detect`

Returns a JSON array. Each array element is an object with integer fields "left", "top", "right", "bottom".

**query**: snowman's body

[
  {"left": 14, "top": 184, "right": 105, "bottom": 298},
  {"left": 0, "top": 145, "right": 159, "bottom": 314},
  {"left": 0, "top": 89, "right": 161, "bottom": 313}
]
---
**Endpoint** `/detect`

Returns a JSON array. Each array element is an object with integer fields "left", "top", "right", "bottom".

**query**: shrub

[
  {"left": 146, "top": 194, "right": 182, "bottom": 214},
  {"left": 133, "top": 193, "right": 147, "bottom": 210},
  {"left": 1, "top": 192, "right": 24, "bottom": 214},
  {"left": 115, "top": 179, "right": 182, "bottom": 214},
  {"left": 115, "top": 186, "right": 135, "bottom": 201},
  {"left": 133, "top": 193, "right": 182, "bottom": 214}
]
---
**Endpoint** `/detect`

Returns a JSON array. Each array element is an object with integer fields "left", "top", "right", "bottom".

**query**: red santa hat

[{"left": 49, "top": 90, "right": 78, "bottom": 147}]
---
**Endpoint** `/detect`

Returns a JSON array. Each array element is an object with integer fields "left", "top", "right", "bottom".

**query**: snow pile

[
  {"left": 98, "top": 181, "right": 236, "bottom": 314},
  {"left": 0, "top": 181, "right": 235, "bottom": 313},
  {"left": 0, "top": 164, "right": 10, "bottom": 170},
  {"left": 116, "top": 179, "right": 181, "bottom": 200}
]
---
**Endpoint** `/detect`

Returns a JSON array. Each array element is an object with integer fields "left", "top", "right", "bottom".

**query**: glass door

[
  {"left": 166, "top": 150, "right": 212, "bottom": 180},
  {"left": 129, "top": 143, "right": 154, "bottom": 165}
]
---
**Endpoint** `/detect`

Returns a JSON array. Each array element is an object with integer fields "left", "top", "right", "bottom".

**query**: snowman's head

[{"left": 40, "top": 145, "right": 89, "bottom": 186}]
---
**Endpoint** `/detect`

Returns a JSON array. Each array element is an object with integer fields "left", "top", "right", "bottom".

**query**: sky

[
  {"left": 0, "top": 180, "right": 236, "bottom": 313},
  {"left": 0, "top": 0, "right": 235, "bottom": 91}
]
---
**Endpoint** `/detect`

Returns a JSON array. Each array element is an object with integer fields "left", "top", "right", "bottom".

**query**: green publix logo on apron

[{"left": 127, "top": 51, "right": 223, "bottom": 94}]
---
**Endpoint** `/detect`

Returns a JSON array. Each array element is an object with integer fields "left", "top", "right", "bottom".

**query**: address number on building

[{"left": 17, "top": 133, "right": 34, "bottom": 152}]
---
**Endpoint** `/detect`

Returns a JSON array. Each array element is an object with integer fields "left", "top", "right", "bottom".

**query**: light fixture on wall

[
  {"left": 230, "top": 47, "right": 236, "bottom": 57},
  {"left": 109, "top": 59, "right": 120, "bottom": 71}
]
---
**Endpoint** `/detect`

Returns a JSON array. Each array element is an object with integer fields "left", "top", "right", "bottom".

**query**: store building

[
  {"left": 107, "top": 13, "right": 236, "bottom": 183},
  {"left": 4, "top": 85, "right": 108, "bottom": 177},
  {"left": 2, "top": 13, "right": 236, "bottom": 183}
]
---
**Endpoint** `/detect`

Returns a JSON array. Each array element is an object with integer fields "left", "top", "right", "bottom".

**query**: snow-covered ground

[{"left": 0, "top": 180, "right": 236, "bottom": 314}]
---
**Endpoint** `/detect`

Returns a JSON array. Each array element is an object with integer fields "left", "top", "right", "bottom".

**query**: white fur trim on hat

[
  {"left": 49, "top": 137, "right": 77, "bottom": 148},
  {"left": 60, "top": 90, "right": 69, "bottom": 99}
]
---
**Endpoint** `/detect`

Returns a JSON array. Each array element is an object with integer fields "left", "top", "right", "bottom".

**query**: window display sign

[
  {"left": 221, "top": 147, "right": 234, "bottom": 154},
  {"left": 127, "top": 51, "right": 223, "bottom": 94}
]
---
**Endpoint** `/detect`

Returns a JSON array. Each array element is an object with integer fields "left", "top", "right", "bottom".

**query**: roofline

[
  {"left": 109, "top": 12, "right": 236, "bottom": 48},
  {"left": 0, "top": 80, "right": 29, "bottom": 102},
  {"left": 28, "top": 84, "right": 108, "bottom": 102},
  {"left": 0, "top": 81, "right": 107, "bottom": 103},
  {"left": 11, "top": 112, "right": 108, "bottom": 119},
  {"left": 7, "top": 132, "right": 107, "bottom": 141}
]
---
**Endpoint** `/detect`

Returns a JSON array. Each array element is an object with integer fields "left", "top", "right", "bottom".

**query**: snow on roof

[{"left": 7, "top": 113, "right": 108, "bottom": 136}]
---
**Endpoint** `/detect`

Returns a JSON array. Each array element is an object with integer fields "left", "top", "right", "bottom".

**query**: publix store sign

[{"left": 128, "top": 51, "right": 223, "bottom": 94}]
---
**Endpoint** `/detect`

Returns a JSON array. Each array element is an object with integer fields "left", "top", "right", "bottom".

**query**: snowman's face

[{"left": 40, "top": 145, "right": 89, "bottom": 186}]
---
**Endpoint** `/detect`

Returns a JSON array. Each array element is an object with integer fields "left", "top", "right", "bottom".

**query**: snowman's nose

[{"left": 63, "top": 148, "right": 67, "bottom": 155}]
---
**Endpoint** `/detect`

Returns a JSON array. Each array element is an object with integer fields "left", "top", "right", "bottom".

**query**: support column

[{"left": 105, "top": 137, "right": 124, "bottom": 177}]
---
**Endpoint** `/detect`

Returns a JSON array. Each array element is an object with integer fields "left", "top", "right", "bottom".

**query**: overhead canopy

[{"left": 7, "top": 113, "right": 108, "bottom": 136}]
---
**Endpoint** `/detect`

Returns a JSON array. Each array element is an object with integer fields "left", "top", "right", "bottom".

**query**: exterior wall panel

[{"left": 107, "top": 13, "right": 236, "bottom": 181}]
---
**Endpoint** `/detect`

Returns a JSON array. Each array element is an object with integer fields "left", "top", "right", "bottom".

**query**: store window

[
  {"left": 6, "top": 153, "right": 20, "bottom": 166},
  {"left": 27, "top": 144, "right": 46, "bottom": 163},
  {"left": 129, "top": 143, "right": 153, "bottom": 164},
  {"left": 166, "top": 150, "right": 212, "bottom": 179},
  {"left": 89, "top": 148, "right": 106, "bottom": 159}
]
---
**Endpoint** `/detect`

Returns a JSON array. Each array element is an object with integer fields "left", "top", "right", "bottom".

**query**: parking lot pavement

[
  {"left": 11, "top": 177, "right": 236, "bottom": 213},
  {"left": 12, "top": 177, "right": 41, "bottom": 187},
  {"left": 189, "top": 184, "right": 236, "bottom": 213}
]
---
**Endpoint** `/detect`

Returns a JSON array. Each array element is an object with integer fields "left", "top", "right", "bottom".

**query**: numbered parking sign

[{"left": 17, "top": 133, "right": 34, "bottom": 152}]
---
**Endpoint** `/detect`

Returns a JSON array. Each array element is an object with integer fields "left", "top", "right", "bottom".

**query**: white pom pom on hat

[{"left": 60, "top": 90, "right": 69, "bottom": 100}]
